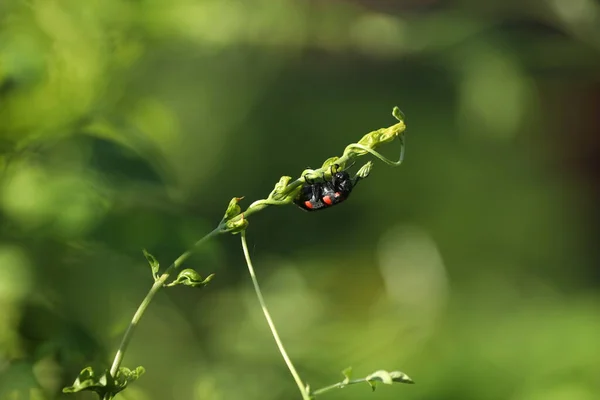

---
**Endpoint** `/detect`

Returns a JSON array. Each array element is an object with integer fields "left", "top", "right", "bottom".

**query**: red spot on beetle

[
  {"left": 334, "top": 192, "right": 341, "bottom": 197},
  {"left": 304, "top": 201, "right": 313, "bottom": 209},
  {"left": 323, "top": 196, "right": 333, "bottom": 205}
]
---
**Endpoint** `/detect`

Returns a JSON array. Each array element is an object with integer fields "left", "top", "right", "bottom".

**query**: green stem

[
  {"left": 240, "top": 231, "right": 310, "bottom": 400},
  {"left": 344, "top": 136, "right": 405, "bottom": 167},
  {"left": 310, "top": 382, "right": 344, "bottom": 397},
  {"left": 107, "top": 227, "right": 222, "bottom": 379},
  {"left": 310, "top": 378, "right": 366, "bottom": 397}
]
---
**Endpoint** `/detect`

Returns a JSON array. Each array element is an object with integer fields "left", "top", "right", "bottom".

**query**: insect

[{"left": 294, "top": 165, "right": 360, "bottom": 212}]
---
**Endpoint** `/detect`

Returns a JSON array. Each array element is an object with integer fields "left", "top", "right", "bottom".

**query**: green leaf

[
  {"left": 114, "top": 366, "right": 146, "bottom": 388},
  {"left": 222, "top": 213, "right": 249, "bottom": 234},
  {"left": 143, "top": 249, "right": 160, "bottom": 280},
  {"left": 62, "top": 366, "right": 100, "bottom": 394},
  {"left": 321, "top": 156, "right": 340, "bottom": 170},
  {"left": 344, "top": 108, "right": 406, "bottom": 158},
  {"left": 62, "top": 366, "right": 145, "bottom": 397},
  {"left": 167, "top": 268, "right": 214, "bottom": 288},
  {"left": 355, "top": 161, "right": 373, "bottom": 180},
  {"left": 269, "top": 176, "right": 293, "bottom": 200},
  {"left": 388, "top": 370, "right": 413, "bottom": 384},
  {"left": 341, "top": 367, "right": 352, "bottom": 385},
  {"left": 220, "top": 197, "right": 250, "bottom": 233},
  {"left": 310, "top": 367, "right": 412, "bottom": 398},
  {"left": 222, "top": 196, "right": 244, "bottom": 221},
  {"left": 356, "top": 124, "right": 403, "bottom": 150},
  {"left": 392, "top": 106, "right": 405, "bottom": 122},
  {"left": 365, "top": 369, "right": 413, "bottom": 391},
  {"left": 272, "top": 176, "right": 292, "bottom": 193}
]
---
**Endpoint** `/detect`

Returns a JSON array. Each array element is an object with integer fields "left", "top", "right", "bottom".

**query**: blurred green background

[{"left": 1, "top": 0, "right": 600, "bottom": 399}]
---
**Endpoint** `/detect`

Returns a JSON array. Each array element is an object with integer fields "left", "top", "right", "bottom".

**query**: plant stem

[
  {"left": 310, "top": 378, "right": 366, "bottom": 397},
  {"left": 107, "top": 227, "right": 222, "bottom": 379},
  {"left": 240, "top": 231, "right": 311, "bottom": 400},
  {"left": 310, "top": 382, "right": 344, "bottom": 397}
]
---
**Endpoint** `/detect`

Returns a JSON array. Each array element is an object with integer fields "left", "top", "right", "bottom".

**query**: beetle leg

[{"left": 311, "top": 182, "right": 321, "bottom": 201}]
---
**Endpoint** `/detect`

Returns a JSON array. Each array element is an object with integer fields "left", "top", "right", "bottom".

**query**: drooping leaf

[
  {"left": 365, "top": 369, "right": 413, "bottom": 391},
  {"left": 142, "top": 249, "right": 160, "bottom": 280},
  {"left": 167, "top": 268, "right": 214, "bottom": 288}
]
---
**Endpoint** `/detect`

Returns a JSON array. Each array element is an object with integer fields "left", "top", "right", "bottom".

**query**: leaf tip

[{"left": 392, "top": 106, "right": 405, "bottom": 122}]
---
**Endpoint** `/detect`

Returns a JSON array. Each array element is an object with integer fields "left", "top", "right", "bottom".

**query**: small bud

[
  {"left": 355, "top": 162, "right": 373, "bottom": 180},
  {"left": 222, "top": 197, "right": 244, "bottom": 221},
  {"left": 222, "top": 213, "right": 249, "bottom": 234},
  {"left": 269, "top": 176, "right": 293, "bottom": 200},
  {"left": 392, "top": 106, "right": 405, "bottom": 122},
  {"left": 342, "top": 367, "right": 353, "bottom": 385}
]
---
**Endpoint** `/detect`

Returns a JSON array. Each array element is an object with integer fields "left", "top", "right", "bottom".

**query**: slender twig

[
  {"left": 106, "top": 227, "right": 222, "bottom": 379},
  {"left": 240, "top": 231, "right": 311, "bottom": 400},
  {"left": 310, "top": 378, "right": 370, "bottom": 397}
]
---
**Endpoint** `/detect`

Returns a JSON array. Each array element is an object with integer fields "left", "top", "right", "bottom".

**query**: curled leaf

[
  {"left": 356, "top": 124, "right": 403, "bottom": 151},
  {"left": 62, "top": 366, "right": 145, "bottom": 397},
  {"left": 343, "top": 107, "right": 406, "bottom": 158},
  {"left": 355, "top": 161, "right": 373, "bottom": 180},
  {"left": 222, "top": 197, "right": 244, "bottom": 221},
  {"left": 366, "top": 369, "right": 414, "bottom": 391},
  {"left": 167, "top": 269, "right": 214, "bottom": 288},
  {"left": 269, "top": 176, "right": 293, "bottom": 200},
  {"left": 300, "top": 168, "right": 321, "bottom": 184},
  {"left": 310, "top": 367, "right": 413, "bottom": 398},
  {"left": 388, "top": 370, "right": 413, "bottom": 384},
  {"left": 392, "top": 106, "right": 405, "bottom": 122},
  {"left": 62, "top": 366, "right": 105, "bottom": 394},
  {"left": 321, "top": 156, "right": 341, "bottom": 170},
  {"left": 222, "top": 213, "right": 249, "bottom": 234},
  {"left": 114, "top": 366, "right": 146, "bottom": 389},
  {"left": 142, "top": 249, "right": 160, "bottom": 280},
  {"left": 342, "top": 367, "right": 353, "bottom": 385}
]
